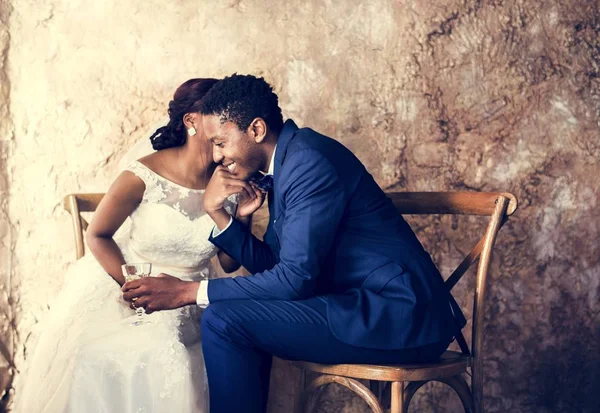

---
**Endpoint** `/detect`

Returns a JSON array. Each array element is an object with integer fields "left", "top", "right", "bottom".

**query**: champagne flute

[{"left": 121, "top": 262, "right": 152, "bottom": 326}]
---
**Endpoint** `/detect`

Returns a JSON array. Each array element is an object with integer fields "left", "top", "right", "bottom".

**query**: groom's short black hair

[{"left": 199, "top": 74, "right": 284, "bottom": 135}]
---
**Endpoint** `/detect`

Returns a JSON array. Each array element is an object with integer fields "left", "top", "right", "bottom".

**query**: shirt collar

[{"left": 261, "top": 145, "right": 277, "bottom": 176}]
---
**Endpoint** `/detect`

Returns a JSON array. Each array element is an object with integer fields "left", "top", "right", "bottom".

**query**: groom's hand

[
  {"left": 237, "top": 182, "right": 266, "bottom": 217},
  {"left": 204, "top": 166, "right": 256, "bottom": 229},
  {"left": 122, "top": 273, "right": 199, "bottom": 313}
]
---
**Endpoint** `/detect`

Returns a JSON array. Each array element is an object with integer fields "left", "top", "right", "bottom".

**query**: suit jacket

[{"left": 208, "top": 120, "right": 466, "bottom": 350}]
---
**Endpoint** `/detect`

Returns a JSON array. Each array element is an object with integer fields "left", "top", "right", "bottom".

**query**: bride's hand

[{"left": 236, "top": 183, "right": 265, "bottom": 217}]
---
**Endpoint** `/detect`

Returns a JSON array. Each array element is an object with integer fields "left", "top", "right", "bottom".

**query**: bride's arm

[{"left": 86, "top": 172, "right": 145, "bottom": 285}]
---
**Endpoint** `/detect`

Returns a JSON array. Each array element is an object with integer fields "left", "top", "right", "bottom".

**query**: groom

[{"left": 123, "top": 74, "right": 465, "bottom": 413}]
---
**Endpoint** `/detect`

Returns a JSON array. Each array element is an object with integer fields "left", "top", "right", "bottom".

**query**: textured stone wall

[
  {"left": 0, "top": 0, "right": 13, "bottom": 408},
  {"left": 2, "top": 0, "right": 599, "bottom": 412}
]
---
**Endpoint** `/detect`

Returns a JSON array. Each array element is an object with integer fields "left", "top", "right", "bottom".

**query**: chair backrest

[
  {"left": 63, "top": 193, "right": 105, "bottom": 259},
  {"left": 387, "top": 191, "right": 517, "bottom": 403}
]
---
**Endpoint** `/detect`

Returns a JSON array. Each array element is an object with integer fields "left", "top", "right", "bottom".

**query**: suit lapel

[{"left": 272, "top": 119, "right": 298, "bottom": 222}]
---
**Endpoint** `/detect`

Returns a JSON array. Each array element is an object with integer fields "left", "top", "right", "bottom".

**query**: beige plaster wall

[
  {"left": 1, "top": 0, "right": 598, "bottom": 412},
  {"left": 0, "top": 0, "right": 13, "bottom": 408}
]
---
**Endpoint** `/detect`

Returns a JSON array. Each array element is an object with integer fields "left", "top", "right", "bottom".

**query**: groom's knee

[
  {"left": 201, "top": 302, "right": 228, "bottom": 337},
  {"left": 201, "top": 301, "right": 248, "bottom": 345}
]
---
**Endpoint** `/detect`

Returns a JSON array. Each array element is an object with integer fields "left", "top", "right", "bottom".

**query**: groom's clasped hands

[
  {"left": 203, "top": 165, "right": 267, "bottom": 222},
  {"left": 121, "top": 165, "right": 266, "bottom": 313}
]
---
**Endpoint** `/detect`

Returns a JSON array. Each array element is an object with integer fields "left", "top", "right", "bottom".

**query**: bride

[{"left": 13, "top": 78, "right": 259, "bottom": 413}]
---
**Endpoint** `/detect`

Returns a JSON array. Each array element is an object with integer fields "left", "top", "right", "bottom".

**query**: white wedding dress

[{"left": 14, "top": 160, "right": 236, "bottom": 413}]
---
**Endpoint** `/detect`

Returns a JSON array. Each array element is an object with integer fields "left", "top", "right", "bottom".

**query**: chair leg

[
  {"left": 440, "top": 375, "right": 475, "bottom": 413},
  {"left": 302, "top": 375, "right": 384, "bottom": 413},
  {"left": 404, "top": 376, "right": 475, "bottom": 413},
  {"left": 293, "top": 369, "right": 307, "bottom": 413},
  {"left": 390, "top": 381, "right": 405, "bottom": 413},
  {"left": 404, "top": 380, "right": 427, "bottom": 411},
  {"left": 472, "top": 373, "right": 483, "bottom": 413}
]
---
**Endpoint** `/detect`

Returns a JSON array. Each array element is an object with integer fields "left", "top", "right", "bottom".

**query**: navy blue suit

[{"left": 202, "top": 120, "right": 465, "bottom": 412}]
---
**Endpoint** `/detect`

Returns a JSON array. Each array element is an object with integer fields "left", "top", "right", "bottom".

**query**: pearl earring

[{"left": 187, "top": 126, "right": 197, "bottom": 136}]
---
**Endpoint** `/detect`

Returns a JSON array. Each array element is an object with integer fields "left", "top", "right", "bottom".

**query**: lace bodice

[{"left": 123, "top": 161, "right": 237, "bottom": 278}]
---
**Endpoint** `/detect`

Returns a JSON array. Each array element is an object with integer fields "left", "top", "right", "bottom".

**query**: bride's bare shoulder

[{"left": 136, "top": 150, "right": 173, "bottom": 175}]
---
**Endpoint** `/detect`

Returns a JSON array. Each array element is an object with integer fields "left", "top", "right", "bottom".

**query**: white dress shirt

[{"left": 196, "top": 146, "right": 277, "bottom": 306}]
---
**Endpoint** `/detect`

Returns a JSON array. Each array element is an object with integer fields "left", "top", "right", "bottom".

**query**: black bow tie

[{"left": 250, "top": 174, "right": 274, "bottom": 193}]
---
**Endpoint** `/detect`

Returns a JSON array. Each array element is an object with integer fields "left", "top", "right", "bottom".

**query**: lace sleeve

[
  {"left": 223, "top": 194, "right": 239, "bottom": 217},
  {"left": 124, "top": 161, "right": 165, "bottom": 203}
]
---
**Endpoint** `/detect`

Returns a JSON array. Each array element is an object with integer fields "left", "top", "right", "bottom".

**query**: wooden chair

[
  {"left": 63, "top": 193, "right": 105, "bottom": 259},
  {"left": 293, "top": 191, "right": 518, "bottom": 413}
]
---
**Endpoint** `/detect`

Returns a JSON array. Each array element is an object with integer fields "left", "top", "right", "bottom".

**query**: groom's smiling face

[{"left": 203, "top": 114, "right": 266, "bottom": 181}]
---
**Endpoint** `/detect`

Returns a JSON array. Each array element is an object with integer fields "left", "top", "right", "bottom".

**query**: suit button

[{"left": 274, "top": 219, "right": 277, "bottom": 223}]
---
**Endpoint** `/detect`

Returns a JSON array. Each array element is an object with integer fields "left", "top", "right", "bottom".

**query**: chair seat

[{"left": 292, "top": 351, "right": 470, "bottom": 382}]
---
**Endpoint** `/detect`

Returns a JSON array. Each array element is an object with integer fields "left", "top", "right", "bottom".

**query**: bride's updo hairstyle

[{"left": 149, "top": 78, "right": 219, "bottom": 150}]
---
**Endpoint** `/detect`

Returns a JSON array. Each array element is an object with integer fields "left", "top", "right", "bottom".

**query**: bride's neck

[{"left": 171, "top": 144, "right": 213, "bottom": 187}]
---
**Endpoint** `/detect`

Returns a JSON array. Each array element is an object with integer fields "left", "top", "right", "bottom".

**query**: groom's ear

[{"left": 248, "top": 118, "right": 267, "bottom": 144}]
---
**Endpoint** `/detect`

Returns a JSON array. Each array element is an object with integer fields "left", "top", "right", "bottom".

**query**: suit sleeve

[
  {"left": 208, "top": 149, "right": 345, "bottom": 301},
  {"left": 208, "top": 215, "right": 279, "bottom": 274}
]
